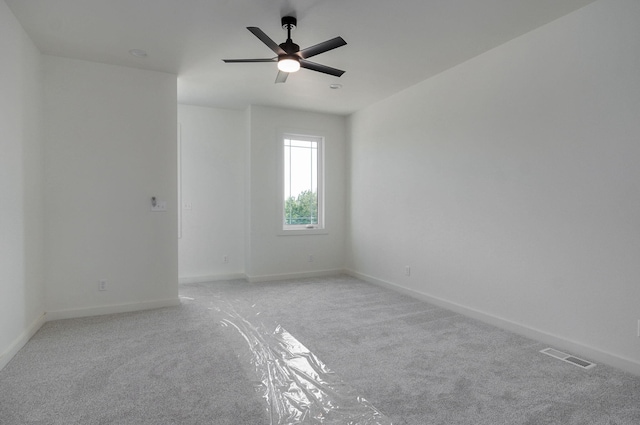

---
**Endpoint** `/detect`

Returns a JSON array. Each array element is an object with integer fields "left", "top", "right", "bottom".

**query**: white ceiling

[{"left": 6, "top": 0, "right": 597, "bottom": 115}]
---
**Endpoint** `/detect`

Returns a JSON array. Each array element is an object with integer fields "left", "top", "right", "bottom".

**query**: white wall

[
  {"left": 44, "top": 56, "right": 179, "bottom": 318},
  {"left": 0, "top": 1, "right": 45, "bottom": 369},
  {"left": 347, "top": 0, "right": 640, "bottom": 374},
  {"left": 178, "top": 105, "right": 245, "bottom": 282},
  {"left": 246, "top": 105, "right": 347, "bottom": 281}
]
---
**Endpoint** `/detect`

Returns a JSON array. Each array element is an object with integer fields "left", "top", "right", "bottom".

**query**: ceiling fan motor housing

[{"left": 279, "top": 41, "right": 300, "bottom": 54}]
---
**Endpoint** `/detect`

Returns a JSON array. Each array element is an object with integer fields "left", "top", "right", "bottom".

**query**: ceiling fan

[{"left": 222, "top": 16, "right": 347, "bottom": 83}]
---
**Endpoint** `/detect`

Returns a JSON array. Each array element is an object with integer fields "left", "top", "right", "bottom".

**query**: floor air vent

[{"left": 540, "top": 347, "right": 596, "bottom": 370}]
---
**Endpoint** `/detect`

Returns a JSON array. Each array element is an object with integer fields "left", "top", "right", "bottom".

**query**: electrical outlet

[
  {"left": 223, "top": 255, "right": 229, "bottom": 264},
  {"left": 151, "top": 200, "right": 167, "bottom": 212},
  {"left": 183, "top": 202, "right": 192, "bottom": 211},
  {"left": 405, "top": 266, "right": 411, "bottom": 277},
  {"left": 308, "top": 255, "right": 314, "bottom": 262},
  {"left": 98, "top": 279, "right": 107, "bottom": 291}
]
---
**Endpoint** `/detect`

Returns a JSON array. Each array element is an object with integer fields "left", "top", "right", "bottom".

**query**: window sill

[{"left": 277, "top": 228, "right": 328, "bottom": 236}]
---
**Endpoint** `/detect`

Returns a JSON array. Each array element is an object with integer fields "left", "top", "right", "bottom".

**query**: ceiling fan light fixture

[{"left": 277, "top": 55, "right": 300, "bottom": 73}]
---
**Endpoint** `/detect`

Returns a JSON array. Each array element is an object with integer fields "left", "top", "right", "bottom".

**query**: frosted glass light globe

[{"left": 278, "top": 56, "right": 300, "bottom": 73}]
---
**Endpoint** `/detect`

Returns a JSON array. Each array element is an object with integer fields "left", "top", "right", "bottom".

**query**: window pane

[{"left": 284, "top": 137, "right": 319, "bottom": 226}]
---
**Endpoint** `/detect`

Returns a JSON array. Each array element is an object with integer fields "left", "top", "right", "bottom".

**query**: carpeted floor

[{"left": 1, "top": 275, "right": 639, "bottom": 424}]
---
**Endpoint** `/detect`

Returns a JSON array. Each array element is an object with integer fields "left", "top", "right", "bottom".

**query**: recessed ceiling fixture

[
  {"left": 329, "top": 84, "right": 342, "bottom": 90},
  {"left": 223, "top": 16, "right": 347, "bottom": 84},
  {"left": 129, "top": 49, "right": 148, "bottom": 58}
]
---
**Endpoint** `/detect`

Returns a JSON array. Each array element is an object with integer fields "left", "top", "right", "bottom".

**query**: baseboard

[
  {"left": 346, "top": 269, "right": 640, "bottom": 377},
  {"left": 179, "top": 273, "right": 247, "bottom": 284},
  {"left": 247, "top": 268, "right": 346, "bottom": 283},
  {"left": 0, "top": 312, "right": 47, "bottom": 371},
  {"left": 46, "top": 298, "right": 181, "bottom": 321}
]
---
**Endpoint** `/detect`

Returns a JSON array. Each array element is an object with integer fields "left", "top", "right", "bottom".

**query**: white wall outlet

[
  {"left": 308, "top": 255, "right": 314, "bottom": 262},
  {"left": 183, "top": 202, "right": 192, "bottom": 211},
  {"left": 223, "top": 255, "right": 229, "bottom": 264},
  {"left": 98, "top": 279, "right": 107, "bottom": 291},
  {"left": 405, "top": 266, "right": 411, "bottom": 277},
  {"left": 151, "top": 200, "right": 167, "bottom": 212}
]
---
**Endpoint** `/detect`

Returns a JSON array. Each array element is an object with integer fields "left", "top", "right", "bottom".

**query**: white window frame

[{"left": 278, "top": 132, "right": 326, "bottom": 236}]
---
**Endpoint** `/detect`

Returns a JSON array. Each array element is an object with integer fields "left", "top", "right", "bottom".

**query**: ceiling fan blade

[
  {"left": 300, "top": 60, "right": 345, "bottom": 77},
  {"left": 275, "top": 71, "right": 289, "bottom": 84},
  {"left": 222, "top": 58, "right": 276, "bottom": 63},
  {"left": 299, "top": 37, "right": 347, "bottom": 59},
  {"left": 247, "top": 27, "right": 286, "bottom": 55}
]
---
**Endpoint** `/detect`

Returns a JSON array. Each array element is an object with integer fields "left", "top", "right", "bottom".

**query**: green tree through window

[{"left": 284, "top": 190, "right": 318, "bottom": 225}]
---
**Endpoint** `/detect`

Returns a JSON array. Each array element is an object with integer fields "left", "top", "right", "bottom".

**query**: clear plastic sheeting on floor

[{"left": 216, "top": 298, "right": 393, "bottom": 425}]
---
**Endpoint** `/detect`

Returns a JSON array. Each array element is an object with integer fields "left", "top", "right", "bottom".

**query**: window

[{"left": 281, "top": 133, "right": 324, "bottom": 233}]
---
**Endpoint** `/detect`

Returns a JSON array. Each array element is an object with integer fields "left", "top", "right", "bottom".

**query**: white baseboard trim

[
  {"left": 247, "top": 268, "right": 346, "bottom": 283},
  {"left": 0, "top": 312, "right": 47, "bottom": 371},
  {"left": 346, "top": 269, "right": 640, "bottom": 377},
  {"left": 179, "top": 273, "right": 247, "bottom": 284},
  {"left": 46, "top": 298, "right": 181, "bottom": 322}
]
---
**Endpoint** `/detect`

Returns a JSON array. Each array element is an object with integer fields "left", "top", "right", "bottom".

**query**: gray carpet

[{"left": 1, "top": 275, "right": 639, "bottom": 424}]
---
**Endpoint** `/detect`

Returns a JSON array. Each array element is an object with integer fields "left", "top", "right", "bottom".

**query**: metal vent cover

[{"left": 540, "top": 347, "right": 596, "bottom": 369}]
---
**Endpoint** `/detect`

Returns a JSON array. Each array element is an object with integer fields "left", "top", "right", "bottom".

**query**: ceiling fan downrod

[{"left": 280, "top": 16, "right": 298, "bottom": 53}]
